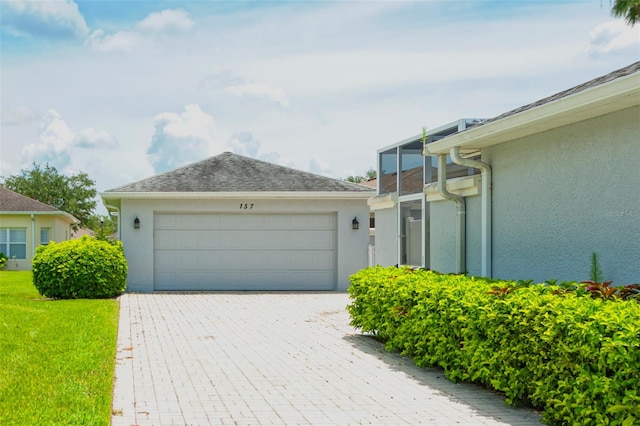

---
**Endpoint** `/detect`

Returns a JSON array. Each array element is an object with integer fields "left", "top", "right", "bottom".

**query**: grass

[{"left": 0, "top": 271, "right": 119, "bottom": 425}]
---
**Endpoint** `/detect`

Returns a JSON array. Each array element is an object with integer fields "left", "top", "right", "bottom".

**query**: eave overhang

[{"left": 424, "top": 71, "right": 640, "bottom": 156}]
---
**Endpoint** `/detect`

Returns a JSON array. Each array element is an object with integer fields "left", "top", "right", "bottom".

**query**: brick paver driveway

[{"left": 111, "top": 292, "right": 543, "bottom": 425}]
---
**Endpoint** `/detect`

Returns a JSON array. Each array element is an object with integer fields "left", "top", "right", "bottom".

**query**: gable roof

[
  {"left": 425, "top": 61, "right": 640, "bottom": 155},
  {"left": 0, "top": 187, "right": 60, "bottom": 212},
  {"left": 104, "top": 152, "right": 375, "bottom": 194},
  {"left": 0, "top": 187, "right": 79, "bottom": 224}
]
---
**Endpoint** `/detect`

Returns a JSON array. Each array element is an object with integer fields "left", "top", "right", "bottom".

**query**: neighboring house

[
  {"left": 370, "top": 61, "right": 640, "bottom": 284},
  {"left": 0, "top": 187, "right": 79, "bottom": 270},
  {"left": 100, "top": 152, "right": 374, "bottom": 292}
]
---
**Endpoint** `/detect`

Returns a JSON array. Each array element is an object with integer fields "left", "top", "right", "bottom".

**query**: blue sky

[{"left": 1, "top": 0, "right": 639, "bottom": 213}]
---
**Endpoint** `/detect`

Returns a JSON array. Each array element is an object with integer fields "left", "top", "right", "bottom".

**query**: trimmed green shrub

[
  {"left": 0, "top": 252, "right": 7, "bottom": 269},
  {"left": 348, "top": 266, "right": 640, "bottom": 425},
  {"left": 32, "top": 236, "right": 128, "bottom": 299}
]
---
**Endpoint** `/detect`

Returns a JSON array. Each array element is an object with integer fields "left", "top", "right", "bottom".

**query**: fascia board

[
  {"left": 1, "top": 210, "right": 80, "bottom": 224},
  {"left": 424, "top": 73, "right": 640, "bottom": 155},
  {"left": 100, "top": 191, "right": 374, "bottom": 200}
]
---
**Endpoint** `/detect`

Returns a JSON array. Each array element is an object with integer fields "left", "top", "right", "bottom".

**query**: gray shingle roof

[
  {"left": 0, "top": 187, "right": 60, "bottom": 212},
  {"left": 105, "top": 152, "right": 375, "bottom": 193},
  {"left": 465, "top": 61, "right": 640, "bottom": 131}
]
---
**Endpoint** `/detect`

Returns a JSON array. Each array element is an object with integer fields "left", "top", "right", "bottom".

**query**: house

[
  {"left": 370, "top": 61, "right": 640, "bottom": 284},
  {"left": 100, "top": 152, "right": 374, "bottom": 292},
  {"left": 0, "top": 187, "right": 79, "bottom": 270}
]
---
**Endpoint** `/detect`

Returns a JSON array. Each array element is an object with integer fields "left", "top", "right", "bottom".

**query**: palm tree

[{"left": 611, "top": 0, "right": 640, "bottom": 26}]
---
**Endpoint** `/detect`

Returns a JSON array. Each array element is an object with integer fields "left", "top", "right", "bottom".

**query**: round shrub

[{"left": 32, "top": 236, "right": 128, "bottom": 299}]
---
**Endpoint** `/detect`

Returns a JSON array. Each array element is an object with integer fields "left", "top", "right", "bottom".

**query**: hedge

[
  {"left": 347, "top": 266, "right": 640, "bottom": 425},
  {"left": 32, "top": 236, "right": 128, "bottom": 299}
]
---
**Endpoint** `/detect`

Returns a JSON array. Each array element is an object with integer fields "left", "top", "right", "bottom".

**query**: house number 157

[{"left": 240, "top": 203, "right": 254, "bottom": 209}]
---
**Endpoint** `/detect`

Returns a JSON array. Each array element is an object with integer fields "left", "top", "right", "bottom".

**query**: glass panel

[
  {"left": 0, "top": 229, "right": 6, "bottom": 244},
  {"left": 9, "top": 229, "right": 26, "bottom": 242},
  {"left": 379, "top": 149, "right": 397, "bottom": 194},
  {"left": 400, "top": 144, "right": 423, "bottom": 195},
  {"left": 400, "top": 201, "right": 423, "bottom": 266},
  {"left": 41, "top": 228, "right": 50, "bottom": 245},
  {"left": 9, "top": 244, "right": 26, "bottom": 259}
]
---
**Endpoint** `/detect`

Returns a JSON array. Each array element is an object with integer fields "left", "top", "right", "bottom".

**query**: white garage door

[{"left": 153, "top": 212, "right": 336, "bottom": 291}]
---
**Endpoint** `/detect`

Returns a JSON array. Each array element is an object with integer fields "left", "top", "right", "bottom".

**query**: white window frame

[
  {"left": 40, "top": 227, "right": 51, "bottom": 245},
  {"left": 0, "top": 228, "right": 27, "bottom": 259}
]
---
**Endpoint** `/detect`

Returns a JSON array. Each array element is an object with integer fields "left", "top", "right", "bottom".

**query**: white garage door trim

[{"left": 153, "top": 212, "right": 337, "bottom": 291}]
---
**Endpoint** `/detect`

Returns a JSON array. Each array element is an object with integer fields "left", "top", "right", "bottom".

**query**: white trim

[
  {"left": 424, "top": 175, "right": 481, "bottom": 201},
  {"left": 424, "top": 72, "right": 640, "bottom": 155},
  {"left": 367, "top": 192, "right": 398, "bottom": 211},
  {"left": 0, "top": 210, "right": 79, "bottom": 225},
  {"left": 101, "top": 191, "right": 373, "bottom": 201}
]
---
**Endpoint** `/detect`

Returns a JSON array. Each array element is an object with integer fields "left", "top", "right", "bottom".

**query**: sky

[{"left": 1, "top": 0, "right": 639, "bottom": 214}]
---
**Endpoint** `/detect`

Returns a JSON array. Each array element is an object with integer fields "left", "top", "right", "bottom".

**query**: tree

[
  {"left": 1, "top": 163, "right": 97, "bottom": 229},
  {"left": 611, "top": 0, "right": 640, "bottom": 26},
  {"left": 86, "top": 214, "right": 118, "bottom": 240},
  {"left": 345, "top": 168, "right": 377, "bottom": 183}
]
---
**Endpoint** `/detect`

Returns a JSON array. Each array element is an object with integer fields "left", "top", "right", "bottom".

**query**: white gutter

[
  {"left": 425, "top": 71, "right": 640, "bottom": 154},
  {"left": 100, "top": 191, "right": 373, "bottom": 200},
  {"left": 437, "top": 154, "right": 466, "bottom": 274},
  {"left": 104, "top": 203, "right": 121, "bottom": 240},
  {"left": 31, "top": 214, "right": 36, "bottom": 257},
  {"left": 450, "top": 147, "right": 492, "bottom": 277}
]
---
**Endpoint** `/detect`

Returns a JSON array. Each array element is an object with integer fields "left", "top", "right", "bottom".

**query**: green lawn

[{"left": 0, "top": 271, "right": 119, "bottom": 425}]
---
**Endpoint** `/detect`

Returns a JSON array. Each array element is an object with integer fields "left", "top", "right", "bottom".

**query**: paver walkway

[{"left": 111, "top": 292, "right": 543, "bottom": 425}]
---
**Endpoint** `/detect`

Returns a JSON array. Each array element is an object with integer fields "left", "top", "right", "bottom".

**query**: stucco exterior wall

[
  {"left": 118, "top": 197, "right": 370, "bottom": 292},
  {"left": 0, "top": 214, "right": 73, "bottom": 270},
  {"left": 371, "top": 207, "right": 397, "bottom": 266},
  {"left": 484, "top": 106, "right": 640, "bottom": 283},
  {"left": 428, "top": 194, "right": 482, "bottom": 276}
]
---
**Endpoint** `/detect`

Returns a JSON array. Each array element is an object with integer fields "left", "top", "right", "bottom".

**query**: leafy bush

[
  {"left": 348, "top": 266, "right": 640, "bottom": 425},
  {"left": 32, "top": 236, "right": 127, "bottom": 299},
  {"left": 0, "top": 252, "right": 7, "bottom": 269}
]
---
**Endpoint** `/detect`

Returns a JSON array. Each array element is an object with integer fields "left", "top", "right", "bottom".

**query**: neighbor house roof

[
  {"left": 1, "top": 187, "right": 60, "bottom": 212},
  {"left": 103, "top": 152, "right": 375, "bottom": 196},
  {"left": 0, "top": 187, "right": 79, "bottom": 223},
  {"left": 425, "top": 61, "right": 640, "bottom": 155}
]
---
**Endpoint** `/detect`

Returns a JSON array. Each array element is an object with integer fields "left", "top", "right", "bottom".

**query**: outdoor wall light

[
  {"left": 352, "top": 217, "right": 359, "bottom": 230},
  {"left": 133, "top": 217, "right": 140, "bottom": 229}
]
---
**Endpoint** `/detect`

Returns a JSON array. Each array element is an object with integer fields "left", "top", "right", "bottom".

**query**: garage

[
  {"left": 100, "top": 152, "right": 373, "bottom": 292},
  {"left": 154, "top": 212, "right": 336, "bottom": 291}
]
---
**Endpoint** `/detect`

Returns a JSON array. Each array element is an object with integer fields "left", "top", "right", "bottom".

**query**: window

[
  {"left": 0, "top": 228, "right": 27, "bottom": 259},
  {"left": 379, "top": 149, "right": 398, "bottom": 194},
  {"left": 40, "top": 228, "right": 51, "bottom": 245}
]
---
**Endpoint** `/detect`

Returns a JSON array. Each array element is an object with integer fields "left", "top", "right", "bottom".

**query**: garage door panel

[
  {"left": 155, "top": 230, "right": 176, "bottom": 248},
  {"left": 222, "top": 215, "right": 245, "bottom": 228},
  {"left": 154, "top": 213, "right": 336, "bottom": 290},
  {"left": 176, "top": 230, "right": 199, "bottom": 249},
  {"left": 313, "top": 251, "right": 334, "bottom": 269},
  {"left": 155, "top": 251, "right": 176, "bottom": 270},
  {"left": 198, "top": 230, "right": 222, "bottom": 249},
  {"left": 198, "top": 214, "right": 222, "bottom": 228},
  {"left": 175, "top": 214, "right": 198, "bottom": 228}
]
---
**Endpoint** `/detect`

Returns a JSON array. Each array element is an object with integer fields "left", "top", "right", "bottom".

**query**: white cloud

[
  {"left": 20, "top": 109, "right": 74, "bottom": 168},
  {"left": 87, "top": 8, "right": 194, "bottom": 52},
  {"left": 19, "top": 110, "right": 119, "bottom": 172},
  {"left": 309, "top": 158, "right": 332, "bottom": 177},
  {"left": 228, "top": 132, "right": 260, "bottom": 158},
  {"left": 138, "top": 9, "right": 194, "bottom": 33},
  {"left": 1, "top": 106, "right": 38, "bottom": 126},
  {"left": 1, "top": 0, "right": 88, "bottom": 39},
  {"left": 224, "top": 83, "right": 290, "bottom": 107},
  {"left": 73, "top": 128, "right": 118, "bottom": 149},
  {"left": 85, "top": 29, "right": 143, "bottom": 52},
  {"left": 147, "top": 104, "right": 227, "bottom": 173},
  {"left": 587, "top": 20, "right": 640, "bottom": 56}
]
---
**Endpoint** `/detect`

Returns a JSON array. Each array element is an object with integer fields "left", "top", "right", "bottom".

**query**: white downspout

[
  {"left": 437, "top": 154, "right": 466, "bottom": 274},
  {"left": 450, "top": 147, "right": 492, "bottom": 278},
  {"left": 104, "top": 203, "right": 121, "bottom": 240},
  {"left": 31, "top": 214, "right": 36, "bottom": 257}
]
